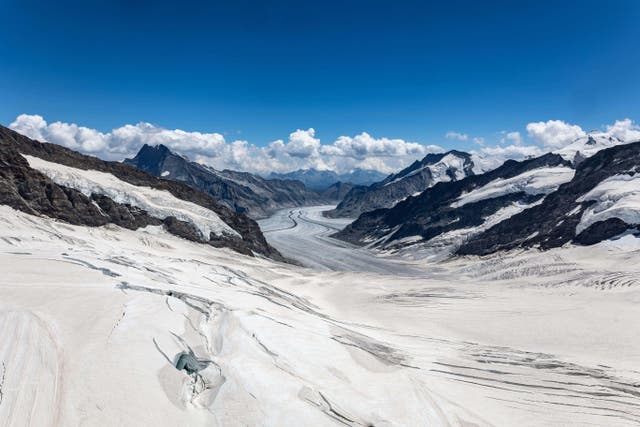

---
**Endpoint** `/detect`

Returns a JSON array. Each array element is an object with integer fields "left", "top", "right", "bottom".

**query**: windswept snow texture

[
  {"left": 577, "top": 173, "right": 640, "bottom": 233},
  {"left": 452, "top": 166, "right": 574, "bottom": 208},
  {"left": 23, "top": 154, "right": 240, "bottom": 239},
  {"left": 2, "top": 205, "right": 640, "bottom": 426}
]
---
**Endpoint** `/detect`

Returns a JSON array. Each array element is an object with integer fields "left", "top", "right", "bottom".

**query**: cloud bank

[
  {"left": 9, "top": 114, "right": 445, "bottom": 175},
  {"left": 9, "top": 114, "right": 640, "bottom": 176}
]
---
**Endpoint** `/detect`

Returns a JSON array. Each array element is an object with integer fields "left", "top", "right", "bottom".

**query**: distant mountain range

[
  {"left": 325, "top": 150, "right": 475, "bottom": 218},
  {"left": 268, "top": 168, "right": 386, "bottom": 190},
  {"left": 335, "top": 138, "right": 640, "bottom": 259},
  {"left": 125, "top": 144, "right": 355, "bottom": 219}
]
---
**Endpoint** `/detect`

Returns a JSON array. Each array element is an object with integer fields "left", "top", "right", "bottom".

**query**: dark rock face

[
  {"left": 0, "top": 125, "right": 284, "bottom": 260},
  {"left": 457, "top": 141, "right": 640, "bottom": 255},
  {"left": 325, "top": 150, "right": 475, "bottom": 219},
  {"left": 269, "top": 168, "right": 386, "bottom": 190},
  {"left": 318, "top": 182, "right": 360, "bottom": 202},
  {"left": 574, "top": 218, "right": 631, "bottom": 246},
  {"left": 335, "top": 153, "right": 570, "bottom": 248},
  {"left": 125, "top": 144, "right": 334, "bottom": 219}
]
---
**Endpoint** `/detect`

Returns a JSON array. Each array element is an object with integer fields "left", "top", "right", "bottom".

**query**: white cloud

[
  {"left": 322, "top": 132, "right": 442, "bottom": 158},
  {"left": 473, "top": 137, "right": 485, "bottom": 146},
  {"left": 504, "top": 131, "right": 522, "bottom": 146},
  {"left": 9, "top": 114, "right": 443, "bottom": 176},
  {"left": 526, "top": 120, "right": 586, "bottom": 149},
  {"left": 604, "top": 118, "right": 640, "bottom": 142},
  {"left": 445, "top": 131, "right": 468, "bottom": 141},
  {"left": 11, "top": 114, "right": 638, "bottom": 177},
  {"left": 11, "top": 114, "right": 110, "bottom": 153},
  {"left": 356, "top": 157, "right": 396, "bottom": 174},
  {"left": 478, "top": 143, "right": 542, "bottom": 159},
  {"left": 281, "top": 128, "right": 321, "bottom": 158},
  {"left": 471, "top": 142, "right": 543, "bottom": 172}
]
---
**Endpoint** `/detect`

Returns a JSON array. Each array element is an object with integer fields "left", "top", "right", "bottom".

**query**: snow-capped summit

[
  {"left": 325, "top": 150, "right": 475, "bottom": 218},
  {"left": 555, "top": 132, "right": 625, "bottom": 163}
]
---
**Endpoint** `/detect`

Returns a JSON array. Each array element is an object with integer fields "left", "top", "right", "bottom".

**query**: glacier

[{"left": 1, "top": 204, "right": 639, "bottom": 426}]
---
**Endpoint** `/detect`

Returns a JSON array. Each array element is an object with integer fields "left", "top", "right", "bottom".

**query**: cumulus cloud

[
  {"left": 471, "top": 139, "right": 543, "bottom": 172},
  {"left": 526, "top": 120, "right": 586, "bottom": 149},
  {"left": 11, "top": 114, "right": 110, "bottom": 153},
  {"left": 322, "top": 132, "right": 442, "bottom": 158},
  {"left": 472, "top": 137, "right": 485, "bottom": 146},
  {"left": 604, "top": 118, "right": 640, "bottom": 142},
  {"left": 11, "top": 113, "right": 638, "bottom": 177},
  {"left": 9, "top": 114, "right": 443, "bottom": 176},
  {"left": 445, "top": 131, "right": 468, "bottom": 141},
  {"left": 501, "top": 131, "right": 522, "bottom": 146},
  {"left": 281, "top": 128, "right": 321, "bottom": 158}
]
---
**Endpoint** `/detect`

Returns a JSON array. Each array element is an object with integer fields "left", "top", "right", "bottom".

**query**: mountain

[
  {"left": 0, "top": 125, "right": 283, "bottom": 260},
  {"left": 458, "top": 139, "right": 640, "bottom": 255},
  {"left": 268, "top": 168, "right": 386, "bottom": 190},
  {"left": 555, "top": 132, "right": 625, "bottom": 164},
  {"left": 325, "top": 150, "right": 475, "bottom": 218},
  {"left": 337, "top": 140, "right": 640, "bottom": 259},
  {"left": 317, "top": 181, "right": 360, "bottom": 201},
  {"left": 335, "top": 152, "right": 574, "bottom": 259},
  {"left": 124, "top": 144, "right": 336, "bottom": 219}
]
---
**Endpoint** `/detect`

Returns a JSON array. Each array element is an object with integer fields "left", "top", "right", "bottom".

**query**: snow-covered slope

[
  {"left": 459, "top": 140, "right": 640, "bottom": 254},
  {"left": 1, "top": 204, "right": 640, "bottom": 426},
  {"left": 25, "top": 154, "right": 240, "bottom": 239},
  {"left": 336, "top": 153, "right": 572, "bottom": 255},
  {"left": 384, "top": 152, "right": 470, "bottom": 186},
  {"left": 577, "top": 173, "right": 640, "bottom": 234},
  {"left": 325, "top": 150, "right": 475, "bottom": 218},
  {"left": 555, "top": 132, "right": 625, "bottom": 163},
  {"left": 0, "top": 124, "right": 282, "bottom": 259},
  {"left": 452, "top": 166, "right": 574, "bottom": 208},
  {"left": 125, "top": 144, "right": 336, "bottom": 219}
]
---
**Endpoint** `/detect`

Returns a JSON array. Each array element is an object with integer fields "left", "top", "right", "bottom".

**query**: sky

[{"left": 1, "top": 0, "right": 639, "bottom": 174}]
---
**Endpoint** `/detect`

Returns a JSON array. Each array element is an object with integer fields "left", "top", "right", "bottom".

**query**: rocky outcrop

[
  {"left": 325, "top": 150, "right": 475, "bottom": 218},
  {"left": 125, "top": 144, "right": 335, "bottom": 219},
  {"left": 0, "top": 125, "right": 283, "bottom": 260}
]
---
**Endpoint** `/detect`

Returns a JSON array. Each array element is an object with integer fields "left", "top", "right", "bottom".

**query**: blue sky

[{"left": 1, "top": 0, "right": 639, "bottom": 173}]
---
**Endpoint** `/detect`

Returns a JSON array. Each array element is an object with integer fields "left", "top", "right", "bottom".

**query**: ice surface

[
  {"left": 452, "top": 166, "right": 574, "bottom": 208},
  {"left": 577, "top": 173, "right": 640, "bottom": 233},
  {"left": 23, "top": 154, "right": 240, "bottom": 238},
  {"left": 1, "top": 204, "right": 640, "bottom": 426}
]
